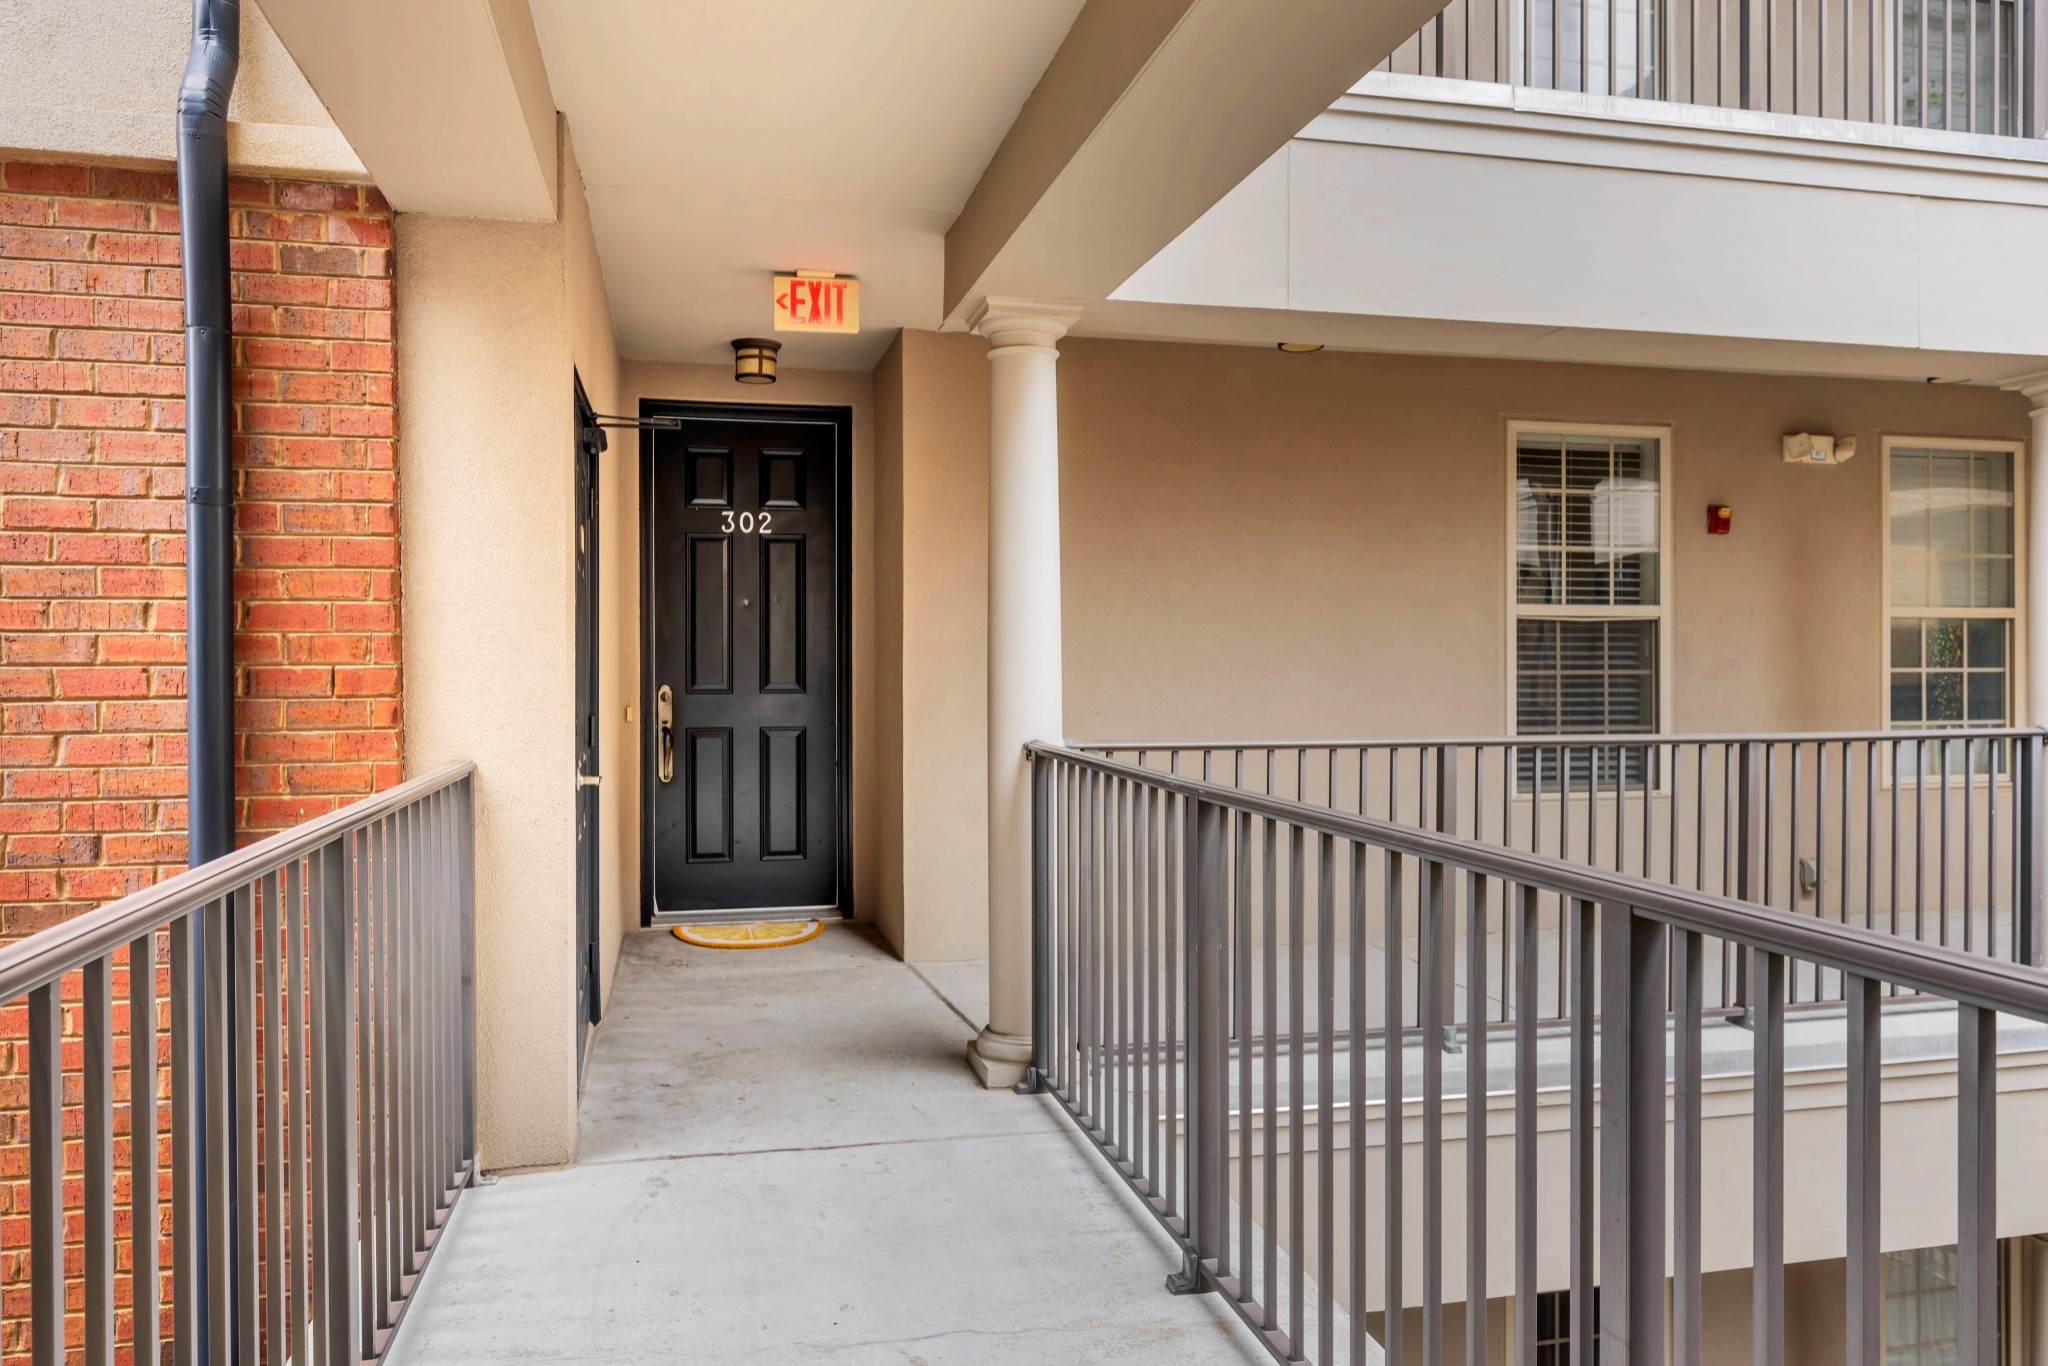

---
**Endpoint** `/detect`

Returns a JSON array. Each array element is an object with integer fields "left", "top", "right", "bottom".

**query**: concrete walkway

[{"left": 387, "top": 923, "right": 1273, "bottom": 1365}]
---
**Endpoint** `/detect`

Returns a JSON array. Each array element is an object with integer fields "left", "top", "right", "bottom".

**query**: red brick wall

[{"left": 0, "top": 160, "right": 403, "bottom": 935}]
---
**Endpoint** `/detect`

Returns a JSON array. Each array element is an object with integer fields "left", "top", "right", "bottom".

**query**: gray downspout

[
  {"left": 179, "top": 0, "right": 239, "bottom": 870},
  {"left": 177, "top": 3, "right": 238, "bottom": 1360}
]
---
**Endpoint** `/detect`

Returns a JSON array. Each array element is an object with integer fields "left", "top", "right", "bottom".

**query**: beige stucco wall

[
  {"left": 397, "top": 119, "right": 621, "bottom": 1171},
  {"left": 0, "top": 0, "right": 365, "bottom": 177},
  {"left": 1056, "top": 338, "right": 2030, "bottom": 740},
  {"left": 873, "top": 331, "right": 2034, "bottom": 960},
  {"left": 396, "top": 207, "right": 575, "bottom": 1170},
  {"left": 621, "top": 361, "right": 880, "bottom": 929},
  {"left": 871, "top": 331, "right": 993, "bottom": 961}
]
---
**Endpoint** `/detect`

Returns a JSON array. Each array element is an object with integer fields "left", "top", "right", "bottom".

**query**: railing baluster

[
  {"left": 1959, "top": 1002, "right": 1999, "bottom": 1366},
  {"left": 1845, "top": 972, "right": 1882, "bottom": 1366},
  {"left": 1141, "top": 782, "right": 1159, "bottom": 1197},
  {"left": 1569, "top": 897, "right": 1596, "bottom": 1357},
  {"left": 205, "top": 894, "right": 235, "bottom": 1365},
  {"left": 1673, "top": 927, "right": 1704, "bottom": 1366},
  {"left": 359, "top": 820, "right": 380, "bottom": 1349},
  {"left": 1753, "top": 949, "right": 1787, "bottom": 1366},
  {"left": 1600, "top": 900, "right": 1667, "bottom": 1364},
  {"left": 1163, "top": 778, "right": 1180, "bottom": 1224},
  {"left": 1114, "top": 783, "right": 1131, "bottom": 1166},
  {"left": 1464, "top": 869, "right": 1488, "bottom": 1366},
  {"left": 1235, "top": 807, "right": 1254, "bottom": 1298},
  {"left": 131, "top": 932, "right": 160, "bottom": 1366},
  {"left": 313, "top": 837, "right": 360, "bottom": 1366},
  {"left": 169, "top": 911, "right": 201, "bottom": 1366},
  {"left": 1082, "top": 774, "right": 1098, "bottom": 1127},
  {"left": 285, "top": 856, "right": 310, "bottom": 1366},
  {"left": 1513, "top": 882, "right": 1538, "bottom": 1366},
  {"left": 1188, "top": 798, "right": 1231, "bottom": 1293},
  {"left": 28, "top": 980, "right": 64, "bottom": 1366},
  {"left": 263, "top": 873, "right": 287, "bottom": 1366},
  {"left": 232, "top": 883, "right": 259, "bottom": 1363},
  {"left": 1421, "top": 855, "right": 1446, "bottom": 1366},
  {"left": 1288, "top": 824, "right": 1307, "bottom": 1351},
  {"left": 1263, "top": 815, "right": 1280, "bottom": 1326},
  {"left": 1966, "top": 738, "right": 1977, "bottom": 954},
  {"left": 1937, "top": 738, "right": 1950, "bottom": 944},
  {"left": 2020, "top": 732, "right": 2039, "bottom": 965},
  {"left": 1317, "top": 833, "right": 1337, "bottom": 1366},
  {"left": 1384, "top": 853, "right": 1407, "bottom": 1366},
  {"left": 84, "top": 954, "right": 115, "bottom": 1366},
  {"left": 1349, "top": 842, "right": 1372, "bottom": 1366}
]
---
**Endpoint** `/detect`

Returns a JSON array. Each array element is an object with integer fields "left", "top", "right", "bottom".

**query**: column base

[{"left": 966, "top": 1027, "right": 1033, "bottom": 1090}]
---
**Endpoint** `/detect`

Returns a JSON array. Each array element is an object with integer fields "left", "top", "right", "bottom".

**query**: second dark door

[{"left": 650, "top": 412, "right": 839, "bottom": 915}]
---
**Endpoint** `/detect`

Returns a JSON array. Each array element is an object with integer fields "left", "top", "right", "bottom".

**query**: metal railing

[
  {"left": 0, "top": 762, "right": 475, "bottom": 1366},
  {"left": 1026, "top": 740, "right": 2048, "bottom": 1366},
  {"left": 1376, "top": 0, "right": 2048, "bottom": 135},
  {"left": 1079, "top": 729, "right": 2044, "bottom": 1016}
]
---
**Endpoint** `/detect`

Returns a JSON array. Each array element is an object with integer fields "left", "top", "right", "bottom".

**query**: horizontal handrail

[
  {"left": 1028, "top": 741, "right": 2048, "bottom": 1023},
  {"left": 0, "top": 760, "right": 476, "bottom": 1002},
  {"left": 1075, "top": 726, "right": 2043, "bottom": 751}
]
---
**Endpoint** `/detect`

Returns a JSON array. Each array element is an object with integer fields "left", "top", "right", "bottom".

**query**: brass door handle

[{"left": 657, "top": 684, "right": 675, "bottom": 784}]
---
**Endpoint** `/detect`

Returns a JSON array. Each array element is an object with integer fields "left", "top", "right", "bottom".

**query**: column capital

[
  {"left": 968, "top": 296, "right": 1084, "bottom": 354},
  {"left": 1999, "top": 368, "right": 2048, "bottom": 409}
]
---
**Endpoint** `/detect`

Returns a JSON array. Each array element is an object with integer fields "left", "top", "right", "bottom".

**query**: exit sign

[{"left": 773, "top": 274, "right": 859, "bottom": 333}]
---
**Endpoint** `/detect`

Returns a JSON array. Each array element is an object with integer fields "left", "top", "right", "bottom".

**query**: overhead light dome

[{"left": 732, "top": 337, "right": 781, "bottom": 384}]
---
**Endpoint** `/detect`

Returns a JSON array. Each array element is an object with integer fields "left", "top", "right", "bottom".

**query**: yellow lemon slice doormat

[{"left": 671, "top": 920, "right": 823, "bottom": 950}]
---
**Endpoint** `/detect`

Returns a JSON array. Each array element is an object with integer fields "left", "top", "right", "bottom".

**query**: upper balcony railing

[
  {"left": 1080, "top": 727, "right": 2046, "bottom": 1017},
  {"left": 1378, "top": 0, "right": 2048, "bottom": 136}
]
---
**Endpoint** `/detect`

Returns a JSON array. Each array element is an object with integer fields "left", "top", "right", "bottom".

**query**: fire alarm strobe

[{"left": 1784, "top": 432, "right": 1857, "bottom": 465}]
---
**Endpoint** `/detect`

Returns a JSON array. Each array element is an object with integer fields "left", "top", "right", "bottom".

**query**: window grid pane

[
  {"left": 1516, "top": 618, "right": 1657, "bottom": 787},
  {"left": 1883, "top": 1246, "right": 1962, "bottom": 1366},
  {"left": 1516, "top": 434, "right": 1661, "bottom": 607},
  {"left": 1889, "top": 445, "right": 2014, "bottom": 611},
  {"left": 1887, "top": 444, "right": 2017, "bottom": 772}
]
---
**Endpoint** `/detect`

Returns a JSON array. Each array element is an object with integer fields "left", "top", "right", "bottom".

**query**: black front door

[{"left": 649, "top": 412, "right": 840, "bottom": 915}]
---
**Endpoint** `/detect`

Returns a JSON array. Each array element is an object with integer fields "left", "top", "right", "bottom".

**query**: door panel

[
  {"left": 574, "top": 388, "right": 603, "bottom": 1050},
  {"left": 685, "top": 535, "right": 731, "bottom": 693},
  {"left": 652, "top": 415, "right": 838, "bottom": 913},
  {"left": 761, "top": 536, "right": 804, "bottom": 691}
]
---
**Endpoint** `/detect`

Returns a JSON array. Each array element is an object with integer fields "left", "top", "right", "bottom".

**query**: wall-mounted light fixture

[
  {"left": 1276, "top": 342, "right": 1324, "bottom": 354},
  {"left": 732, "top": 337, "right": 781, "bottom": 385},
  {"left": 1783, "top": 432, "right": 1856, "bottom": 465}
]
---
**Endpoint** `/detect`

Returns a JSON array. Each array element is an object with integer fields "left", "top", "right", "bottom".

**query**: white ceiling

[{"left": 527, "top": 0, "right": 1086, "bottom": 371}]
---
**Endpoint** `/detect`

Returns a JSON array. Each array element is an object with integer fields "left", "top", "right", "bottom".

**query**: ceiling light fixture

[
  {"left": 1925, "top": 376, "right": 1971, "bottom": 385},
  {"left": 732, "top": 337, "right": 781, "bottom": 385},
  {"left": 1277, "top": 342, "right": 1324, "bottom": 354}
]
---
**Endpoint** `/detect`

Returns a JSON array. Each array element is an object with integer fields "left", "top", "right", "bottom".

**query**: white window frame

[
  {"left": 1878, "top": 435, "right": 2030, "bottom": 782},
  {"left": 1505, "top": 420, "right": 1677, "bottom": 744}
]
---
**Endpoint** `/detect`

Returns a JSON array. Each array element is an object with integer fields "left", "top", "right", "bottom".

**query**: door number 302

[{"left": 718, "top": 510, "right": 773, "bottom": 534}]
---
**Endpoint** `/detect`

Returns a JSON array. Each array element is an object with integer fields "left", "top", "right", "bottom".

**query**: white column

[
  {"left": 2008, "top": 373, "right": 2048, "bottom": 728},
  {"left": 968, "top": 296, "right": 1082, "bottom": 1089}
]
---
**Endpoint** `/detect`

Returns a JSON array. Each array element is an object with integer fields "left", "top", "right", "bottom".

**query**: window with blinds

[
  {"left": 1886, "top": 441, "right": 2020, "bottom": 776},
  {"left": 1512, "top": 428, "right": 1667, "bottom": 788}
]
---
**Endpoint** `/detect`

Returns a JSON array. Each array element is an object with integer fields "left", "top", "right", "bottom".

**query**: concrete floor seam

[{"left": 559, "top": 1120, "right": 1074, "bottom": 1172}]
